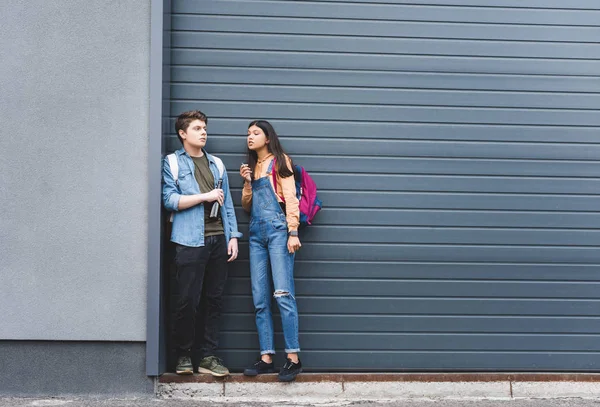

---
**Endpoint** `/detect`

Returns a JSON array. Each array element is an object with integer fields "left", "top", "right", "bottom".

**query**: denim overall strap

[{"left": 250, "top": 173, "right": 285, "bottom": 222}]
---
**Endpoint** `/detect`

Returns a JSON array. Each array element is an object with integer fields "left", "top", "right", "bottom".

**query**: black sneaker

[
  {"left": 278, "top": 358, "right": 302, "bottom": 382},
  {"left": 243, "top": 358, "right": 276, "bottom": 376},
  {"left": 175, "top": 356, "right": 193, "bottom": 375}
]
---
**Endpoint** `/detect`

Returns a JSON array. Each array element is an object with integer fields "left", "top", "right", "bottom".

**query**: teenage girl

[{"left": 239, "top": 120, "right": 302, "bottom": 382}]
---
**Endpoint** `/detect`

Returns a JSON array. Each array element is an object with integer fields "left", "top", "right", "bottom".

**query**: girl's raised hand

[{"left": 240, "top": 163, "right": 252, "bottom": 182}]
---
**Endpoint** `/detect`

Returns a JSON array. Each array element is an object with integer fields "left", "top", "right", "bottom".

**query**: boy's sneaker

[
  {"left": 278, "top": 358, "right": 302, "bottom": 382},
  {"left": 175, "top": 356, "right": 193, "bottom": 375},
  {"left": 243, "top": 358, "right": 276, "bottom": 376},
  {"left": 197, "top": 356, "right": 230, "bottom": 377}
]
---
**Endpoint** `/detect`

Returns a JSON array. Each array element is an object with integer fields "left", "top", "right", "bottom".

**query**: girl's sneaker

[
  {"left": 278, "top": 358, "right": 302, "bottom": 382},
  {"left": 243, "top": 358, "right": 276, "bottom": 376}
]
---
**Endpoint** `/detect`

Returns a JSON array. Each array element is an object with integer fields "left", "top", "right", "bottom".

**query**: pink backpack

[{"left": 271, "top": 159, "right": 322, "bottom": 227}]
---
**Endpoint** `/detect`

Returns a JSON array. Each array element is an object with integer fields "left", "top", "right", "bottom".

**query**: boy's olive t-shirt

[{"left": 191, "top": 155, "right": 224, "bottom": 237}]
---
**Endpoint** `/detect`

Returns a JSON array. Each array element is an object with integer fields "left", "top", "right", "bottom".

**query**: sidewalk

[
  {"left": 158, "top": 373, "right": 600, "bottom": 402},
  {"left": 1, "top": 398, "right": 600, "bottom": 407}
]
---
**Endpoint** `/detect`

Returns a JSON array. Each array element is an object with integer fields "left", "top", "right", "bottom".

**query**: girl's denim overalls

[{"left": 248, "top": 160, "right": 300, "bottom": 354}]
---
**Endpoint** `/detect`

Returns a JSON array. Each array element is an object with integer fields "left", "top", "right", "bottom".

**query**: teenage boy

[{"left": 162, "top": 110, "right": 242, "bottom": 376}]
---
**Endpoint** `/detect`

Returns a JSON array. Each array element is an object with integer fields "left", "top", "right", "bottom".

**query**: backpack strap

[
  {"left": 167, "top": 153, "right": 179, "bottom": 185},
  {"left": 167, "top": 153, "right": 179, "bottom": 223},
  {"left": 211, "top": 155, "right": 225, "bottom": 180}
]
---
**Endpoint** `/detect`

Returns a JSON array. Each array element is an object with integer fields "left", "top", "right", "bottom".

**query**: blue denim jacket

[{"left": 162, "top": 148, "right": 242, "bottom": 247}]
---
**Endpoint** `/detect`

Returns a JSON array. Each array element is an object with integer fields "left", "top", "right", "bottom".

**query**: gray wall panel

[
  {"left": 234, "top": 207, "right": 600, "bottom": 228},
  {"left": 224, "top": 296, "right": 600, "bottom": 316},
  {"left": 219, "top": 333, "right": 600, "bottom": 352},
  {"left": 0, "top": 341, "right": 152, "bottom": 396},
  {"left": 170, "top": 119, "right": 600, "bottom": 142},
  {"left": 173, "top": 15, "right": 600, "bottom": 42},
  {"left": 224, "top": 278, "right": 600, "bottom": 299},
  {"left": 228, "top": 173, "right": 600, "bottom": 194},
  {"left": 215, "top": 350, "right": 600, "bottom": 371},
  {"left": 282, "top": 226, "right": 600, "bottom": 246},
  {"left": 219, "top": 314, "right": 600, "bottom": 334},
  {"left": 172, "top": 32, "right": 600, "bottom": 59},
  {"left": 209, "top": 138, "right": 600, "bottom": 161},
  {"left": 172, "top": 84, "right": 600, "bottom": 110},
  {"left": 172, "top": 101, "right": 600, "bottom": 126},
  {"left": 0, "top": 1, "right": 150, "bottom": 340},
  {"left": 172, "top": 50, "right": 600, "bottom": 76},
  {"left": 173, "top": 1, "right": 600, "bottom": 26},
  {"left": 228, "top": 262, "right": 600, "bottom": 281},
  {"left": 173, "top": 67, "right": 600, "bottom": 94},
  {"left": 316, "top": 0, "right": 600, "bottom": 8},
  {"left": 231, "top": 191, "right": 600, "bottom": 212},
  {"left": 173, "top": 86, "right": 600, "bottom": 112},
  {"left": 169, "top": 0, "right": 600, "bottom": 371},
  {"left": 222, "top": 156, "right": 600, "bottom": 178},
  {"left": 307, "top": 174, "right": 600, "bottom": 194},
  {"left": 285, "top": 209, "right": 600, "bottom": 228}
]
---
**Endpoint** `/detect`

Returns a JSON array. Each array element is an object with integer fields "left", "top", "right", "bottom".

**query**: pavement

[
  {"left": 2, "top": 398, "right": 600, "bottom": 407},
  {"left": 4, "top": 373, "right": 600, "bottom": 407},
  {"left": 157, "top": 373, "right": 600, "bottom": 401}
]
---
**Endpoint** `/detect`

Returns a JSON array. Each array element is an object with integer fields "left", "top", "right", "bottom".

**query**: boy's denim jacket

[{"left": 162, "top": 148, "right": 242, "bottom": 247}]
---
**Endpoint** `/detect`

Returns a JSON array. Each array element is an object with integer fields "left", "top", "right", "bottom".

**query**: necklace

[{"left": 257, "top": 153, "right": 273, "bottom": 163}]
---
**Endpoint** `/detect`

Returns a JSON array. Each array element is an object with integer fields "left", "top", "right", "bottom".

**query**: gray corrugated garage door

[{"left": 168, "top": 0, "right": 600, "bottom": 371}]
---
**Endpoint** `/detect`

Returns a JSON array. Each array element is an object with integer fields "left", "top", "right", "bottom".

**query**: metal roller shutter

[{"left": 168, "top": 0, "right": 600, "bottom": 371}]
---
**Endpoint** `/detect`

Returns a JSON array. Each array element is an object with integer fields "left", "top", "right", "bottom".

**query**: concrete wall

[
  {"left": 0, "top": 342, "right": 152, "bottom": 396},
  {"left": 0, "top": 1, "right": 150, "bottom": 341}
]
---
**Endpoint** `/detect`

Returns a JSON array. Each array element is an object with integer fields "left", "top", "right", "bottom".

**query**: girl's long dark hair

[{"left": 247, "top": 120, "right": 295, "bottom": 178}]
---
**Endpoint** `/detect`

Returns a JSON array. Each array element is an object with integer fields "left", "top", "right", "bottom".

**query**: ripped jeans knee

[{"left": 273, "top": 290, "right": 295, "bottom": 300}]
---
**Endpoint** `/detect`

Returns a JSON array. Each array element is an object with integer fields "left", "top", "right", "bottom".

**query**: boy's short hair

[{"left": 175, "top": 110, "right": 208, "bottom": 144}]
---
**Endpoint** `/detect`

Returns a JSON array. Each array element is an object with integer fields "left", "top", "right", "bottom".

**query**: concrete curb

[{"left": 157, "top": 373, "right": 600, "bottom": 401}]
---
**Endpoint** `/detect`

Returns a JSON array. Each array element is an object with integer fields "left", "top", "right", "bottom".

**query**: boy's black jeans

[{"left": 173, "top": 235, "right": 228, "bottom": 361}]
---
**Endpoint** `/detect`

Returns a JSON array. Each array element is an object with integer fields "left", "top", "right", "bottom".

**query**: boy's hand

[
  {"left": 204, "top": 189, "right": 224, "bottom": 205},
  {"left": 227, "top": 238, "right": 239, "bottom": 262}
]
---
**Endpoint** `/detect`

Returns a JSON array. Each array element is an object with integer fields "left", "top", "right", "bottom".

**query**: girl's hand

[
  {"left": 287, "top": 236, "right": 301, "bottom": 254},
  {"left": 240, "top": 163, "right": 252, "bottom": 182}
]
